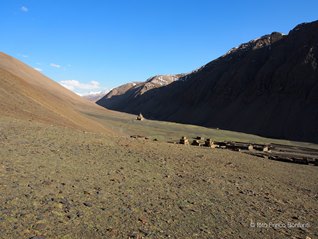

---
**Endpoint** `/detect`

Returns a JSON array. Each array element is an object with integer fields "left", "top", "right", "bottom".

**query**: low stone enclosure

[
  {"left": 129, "top": 135, "right": 318, "bottom": 166},
  {"left": 178, "top": 136, "right": 318, "bottom": 166}
]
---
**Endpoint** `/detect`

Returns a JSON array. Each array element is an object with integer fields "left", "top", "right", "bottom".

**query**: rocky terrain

[
  {"left": 0, "top": 117, "right": 317, "bottom": 239},
  {"left": 97, "top": 20, "right": 318, "bottom": 143}
]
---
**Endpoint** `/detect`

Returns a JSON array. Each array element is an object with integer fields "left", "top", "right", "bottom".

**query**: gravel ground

[{"left": 0, "top": 117, "right": 317, "bottom": 239}]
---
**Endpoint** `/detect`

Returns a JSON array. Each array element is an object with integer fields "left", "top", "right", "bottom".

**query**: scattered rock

[
  {"left": 128, "top": 231, "right": 140, "bottom": 238},
  {"left": 139, "top": 227, "right": 150, "bottom": 236},
  {"left": 76, "top": 211, "right": 83, "bottom": 217},
  {"left": 130, "top": 135, "right": 147, "bottom": 139},
  {"left": 191, "top": 140, "right": 201, "bottom": 146},
  {"left": 58, "top": 198, "right": 69, "bottom": 205},
  {"left": 239, "top": 189, "right": 256, "bottom": 196},
  {"left": 33, "top": 223, "right": 46, "bottom": 230},
  {"left": 138, "top": 216, "right": 148, "bottom": 224},
  {"left": 83, "top": 202, "right": 93, "bottom": 207}
]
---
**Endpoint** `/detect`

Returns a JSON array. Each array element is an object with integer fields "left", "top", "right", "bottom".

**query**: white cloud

[
  {"left": 78, "top": 91, "right": 101, "bottom": 96},
  {"left": 50, "top": 63, "right": 61, "bottom": 68},
  {"left": 77, "top": 90, "right": 109, "bottom": 97},
  {"left": 85, "top": 91, "right": 102, "bottom": 95},
  {"left": 34, "top": 67, "right": 43, "bottom": 72},
  {"left": 21, "top": 6, "right": 28, "bottom": 12},
  {"left": 59, "top": 80, "right": 101, "bottom": 92}
]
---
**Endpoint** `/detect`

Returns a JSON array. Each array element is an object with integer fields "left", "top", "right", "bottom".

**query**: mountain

[
  {"left": 0, "top": 52, "right": 111, "bottom": 133},
  {"left": 82, "top": 90, "right": 109, "bottom": 102},
  {"left": 97, "top": 20, "right": 318, "bottom": 143},
  {"left": 97, "top": 74, "right": 184, "bottom": 109}
]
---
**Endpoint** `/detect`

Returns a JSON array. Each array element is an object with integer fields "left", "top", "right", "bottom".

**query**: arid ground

[{"left": 0, "top": 115, "right": 317, "bottom": 239}]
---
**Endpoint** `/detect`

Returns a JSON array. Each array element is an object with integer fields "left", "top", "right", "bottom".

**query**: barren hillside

[{"left": 0, "top": 52, "right": 111, "bottom": 134}]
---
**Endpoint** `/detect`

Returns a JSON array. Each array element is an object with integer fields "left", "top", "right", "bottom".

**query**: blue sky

[{"left": 0, "top": 0, "right": 317, "bottom": 95}]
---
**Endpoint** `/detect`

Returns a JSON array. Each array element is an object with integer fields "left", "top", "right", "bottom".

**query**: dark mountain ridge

[{"left": 98, "top": 20, "right": 318, "bottom": 143}]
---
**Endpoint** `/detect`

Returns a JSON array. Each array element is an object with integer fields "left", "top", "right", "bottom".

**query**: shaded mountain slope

[
  {"left": 0, "top": 52, "right": 111, "bottom": 133},
  {"left": 97, "top": 20, "right": 318, "bottom": 143}
]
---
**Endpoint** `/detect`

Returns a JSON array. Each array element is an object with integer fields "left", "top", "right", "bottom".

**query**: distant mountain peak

[
  {"left": 82, "top": 90, "right": 109, "bottom": 102},
  {"left": 97, "top": 73, "right": 184, "bottom": 107}
]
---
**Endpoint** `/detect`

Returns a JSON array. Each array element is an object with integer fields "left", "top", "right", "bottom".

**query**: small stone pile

[
  {"left": 204, "top": 138, "right": 217, "bottom": 148},
  {"left": 136, "top": 113, "right": 144, "bottom": 121},
  {"left": 263, "top": 146, "right": 269, "bottom": 152},
  {"left": 179, "top": 136, "right": 189, "bottom": 145}
]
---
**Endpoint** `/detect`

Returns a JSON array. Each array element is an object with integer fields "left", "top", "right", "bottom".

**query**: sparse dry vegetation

[{"left": 0, "top": 116, "right": 317, "bottom": 239}]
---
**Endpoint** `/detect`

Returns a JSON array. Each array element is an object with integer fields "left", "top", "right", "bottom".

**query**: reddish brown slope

[{"left": 0, "top": 52, "right": 111, "bottom": 133}]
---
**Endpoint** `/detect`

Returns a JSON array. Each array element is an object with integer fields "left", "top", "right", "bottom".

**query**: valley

[{"left": 0, "top": 17, "right": 317, "bottom": 239}]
